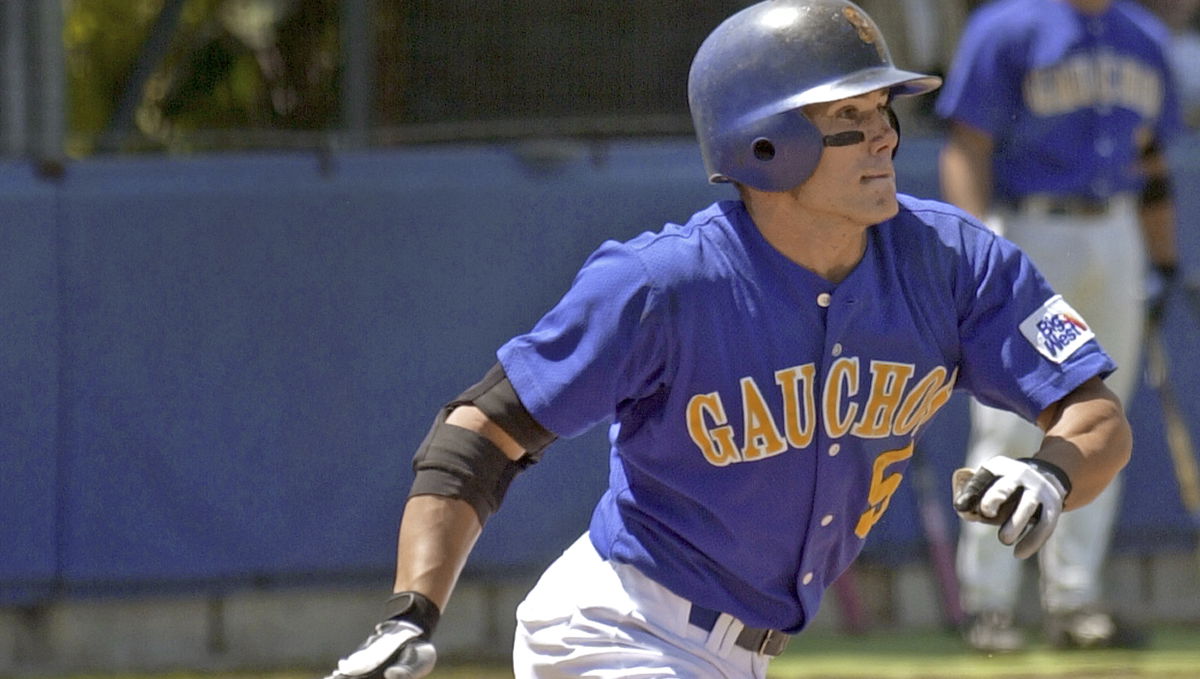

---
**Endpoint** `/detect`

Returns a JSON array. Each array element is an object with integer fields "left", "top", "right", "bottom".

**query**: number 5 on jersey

[{"left": 854, "top": 442, "right": 914, "bottom": 538}]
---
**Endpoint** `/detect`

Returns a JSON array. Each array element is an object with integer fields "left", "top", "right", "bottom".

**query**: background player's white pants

[
  {"left": 513, "top": 533, "right": 773, "bottom": 679},
  {"left": 958, "top": 197, "right": 1144, "bottom": 615}
]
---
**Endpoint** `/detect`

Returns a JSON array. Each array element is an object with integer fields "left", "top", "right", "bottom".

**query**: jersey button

[
  {"left": 802, "top": 572, "right": 814, "bottom": 585},
  {"left": 817, "top": 292, "right": 832, "bottom": 308},
  {"left": 828, "top": 443, "right": 841, "bottom": 457},
  {"left": 821, "top": 514, "right": 834, "bottom": 526},
  {"left": 832, "top": 343, "right": 843, "bottom": 356}
]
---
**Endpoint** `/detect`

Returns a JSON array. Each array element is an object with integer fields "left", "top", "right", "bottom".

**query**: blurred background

[{"left": 2, "top": 0, "right": 1200, "bottom": 675}]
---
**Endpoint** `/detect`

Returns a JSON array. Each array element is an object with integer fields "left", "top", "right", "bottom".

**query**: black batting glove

[{"left": 325, "top": 591, "right": 441, "bottom": 679}]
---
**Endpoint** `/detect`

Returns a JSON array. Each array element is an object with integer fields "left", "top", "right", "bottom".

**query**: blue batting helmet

[{"left": 688, "top": 0, "right": 942, "bottom": 192}]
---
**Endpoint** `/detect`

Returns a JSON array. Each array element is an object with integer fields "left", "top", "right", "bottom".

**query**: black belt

[
  {"left": 688, "top": 604, "right": 790, "bottom": 656},
  {"left": 1010, "top": 195, "right": 1113, "bottom": 217}
]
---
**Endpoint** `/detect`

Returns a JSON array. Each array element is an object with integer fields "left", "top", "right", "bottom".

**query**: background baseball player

[
  {"left": 324, "top": 1, "right": 1132, "bottom": 677},
  {"left": 936, "top": 0, "right": 1182, "bottom": 653}
]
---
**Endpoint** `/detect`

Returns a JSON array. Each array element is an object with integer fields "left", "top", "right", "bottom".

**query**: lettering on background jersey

[
  {"left": 685, "top": 361, "right": 958, "bottom": 467},
  {"left": 1024, "top": 52, "right": 1162, "bottom": 119}
]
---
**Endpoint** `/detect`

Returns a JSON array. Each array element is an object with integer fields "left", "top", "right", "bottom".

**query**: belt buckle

[
  {"left": 1046, "top": 202, "right": 1072, "bottom": 216},
  {"left": 1018, "top": 195, "right": 1111, "bottom": 218},
  {"left": 757, "top": 628, "right": 787, "bottom": 656},
  {"left": 1053, "top": 197, "right": 1108, "bottom": 217}
]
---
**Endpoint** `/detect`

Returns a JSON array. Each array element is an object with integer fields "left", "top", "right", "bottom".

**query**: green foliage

[
  {"left": 65, "top": 0, "right": 165, "bottom": 138},
  {"left": 64, "top": 0, "right": 342, "bottom": 155}
]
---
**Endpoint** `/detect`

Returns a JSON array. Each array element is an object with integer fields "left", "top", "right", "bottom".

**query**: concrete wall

[{"left": 2, "top": 551, "right": 1197, "bottom": 676}]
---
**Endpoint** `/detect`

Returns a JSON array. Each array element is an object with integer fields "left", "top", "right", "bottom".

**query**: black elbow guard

[
  {"left": 410, "top": 416, "right": 522, "bottom": 524},
  {"left": 458, "top": 363, "right": 556, "bottom": 456},
  {"left": 1139, "top": 139, "right": 1173, "bottom": 207},
  {"left": 1140, "top": 174, "right": 1173, "bottom": 207},
  {"left": 408, "top": 363, "right": 557, "bottom": 524}
]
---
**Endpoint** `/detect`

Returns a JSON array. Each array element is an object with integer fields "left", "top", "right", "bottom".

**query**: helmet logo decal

[{"left": 842, "top": 7, "right": 885, "bottom": 59}]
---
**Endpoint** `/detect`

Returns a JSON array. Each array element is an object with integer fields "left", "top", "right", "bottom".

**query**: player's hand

[
  {"left": 325, "top": 592, "right": 439, "bottom": 679},
  {"left": 951, "top": 456, "right": 1070, "bottom": 559}
]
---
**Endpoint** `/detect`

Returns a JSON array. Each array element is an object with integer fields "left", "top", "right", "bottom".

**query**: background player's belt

[
  {"left": 1012, "top": 194, "right": 1114, "bottom": 217},
  {"left": 687, "top": 604, "right": 791, "bottom": 656}
]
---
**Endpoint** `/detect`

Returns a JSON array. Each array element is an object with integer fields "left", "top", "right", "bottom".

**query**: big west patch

[{"left": 1019, "top": 295, "right": 1095, "bottom": 363}]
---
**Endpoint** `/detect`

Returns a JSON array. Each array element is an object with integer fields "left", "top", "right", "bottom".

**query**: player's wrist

[
  {"left": 1017, "top": 457, "right": 1071, "bottom": 499},
  {"left": 384, "top": 591, "right": 441, "bottom": 638},
  {"left": 1153, "top": 262, "right": 1178, "bottom": 281}
]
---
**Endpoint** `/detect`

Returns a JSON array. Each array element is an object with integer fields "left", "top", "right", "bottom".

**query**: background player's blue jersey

[
  {"left": 934, "top": 0, "right": 1181, "bottom": 202},
  {"left": 497, "top": 196, "right": 1114, "bottom": 633}
]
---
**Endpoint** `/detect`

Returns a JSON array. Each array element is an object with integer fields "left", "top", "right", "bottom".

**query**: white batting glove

[
  {"left": 326, "top": 592, "right": 439, "bottom": 679},
  {"left": 326, "top": 620, "right": 436, "bottom": 679},
  {"left": 952, "top": 456, "right": 1070, "bottom": 559}
]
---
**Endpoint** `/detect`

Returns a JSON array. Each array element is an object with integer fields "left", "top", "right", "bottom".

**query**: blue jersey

[
  {"left": 934, "top": 0, "right": 1181, "bottom": 202},
  {"left": 497, "top": 197, "right": 1114, "bottom": 632}
]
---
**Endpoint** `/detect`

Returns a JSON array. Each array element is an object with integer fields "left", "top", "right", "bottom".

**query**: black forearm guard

[
  {"left": 1154, "top": 262, "right": 1178, "bottom": 281},
  {"left": 1139, "top": 139, "right": 1173, "bottom": 207},
  {"left": 1140, "top": 174, "right": 1173, "bottom": 207},
  {"left": 408, "top": 363, "right": 558, "bottom": 525},
  {"left": 410, "top": 418, "right": 522, "bottom": 524},
  {"left": 463, "top": 363, "right": 556, "bottom": 455}
]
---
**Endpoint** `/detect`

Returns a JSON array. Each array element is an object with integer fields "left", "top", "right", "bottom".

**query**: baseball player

[
  {"left": 325, "top": 2, "right": 1132, "bottom": 677},
  {"left": 936, "top": 0, "right": 1182, "bottom": 652}
]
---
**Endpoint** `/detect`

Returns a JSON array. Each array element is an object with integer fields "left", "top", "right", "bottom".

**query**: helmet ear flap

[{"left": 717, "top": 111, "right": 825, "bottom": 192}]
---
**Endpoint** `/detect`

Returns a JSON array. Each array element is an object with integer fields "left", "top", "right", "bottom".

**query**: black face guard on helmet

[
  {"left": 818, "top": 105, "right": 903, "bottom": 161},
  {"left": 688, "top": 0, "right": 941, "bottom": 192}
]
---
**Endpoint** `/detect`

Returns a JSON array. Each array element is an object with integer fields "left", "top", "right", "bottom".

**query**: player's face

[{"left": 794, "top": 90, "right": 900, "bottom": 227}]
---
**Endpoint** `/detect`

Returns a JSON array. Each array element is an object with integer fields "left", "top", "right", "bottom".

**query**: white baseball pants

[{"left": 513, "top": 533, "right": 773, "bottom": 679}]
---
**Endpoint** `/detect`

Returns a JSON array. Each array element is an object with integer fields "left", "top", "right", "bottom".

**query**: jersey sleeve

[
  {"left": 496, "top": 239, "right": 670, "bottom": 439},
  {"left": 955, "top": 230, "right": 1116, "bottom": 422},
  {"left": 934, "top": 11, "right": 1023, "bottom": 135},
  {"left": 1131, "top": 4, "right": 1185, "bottom": 145},
  {"left": 1154, "top": 32, "right": 1185, "bottom": 145}
]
